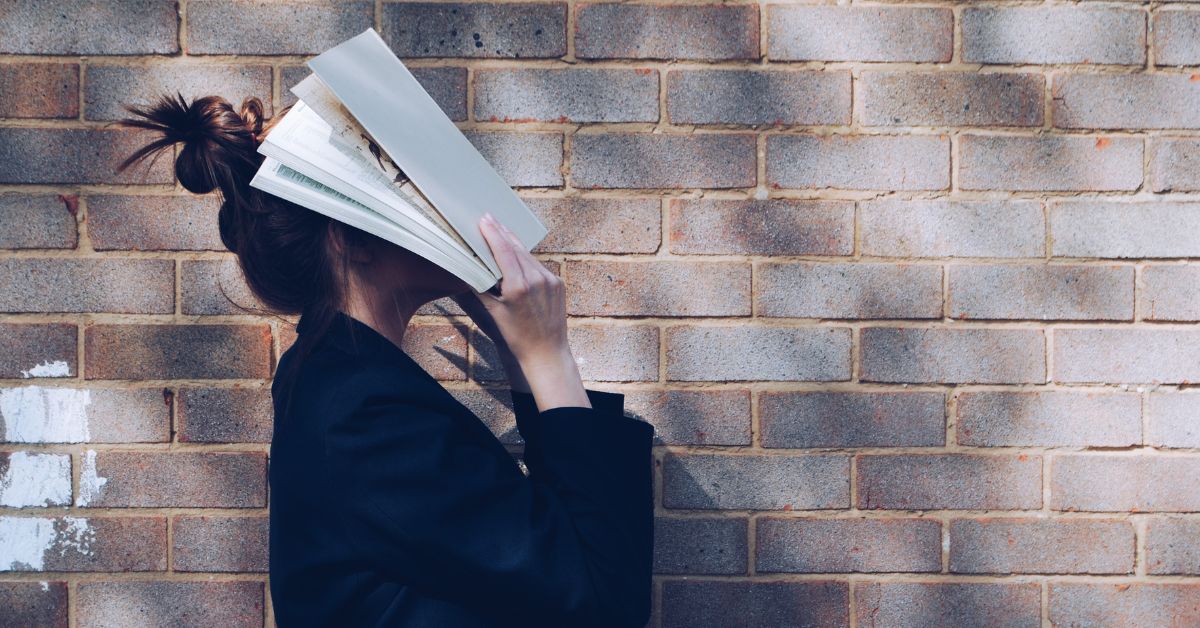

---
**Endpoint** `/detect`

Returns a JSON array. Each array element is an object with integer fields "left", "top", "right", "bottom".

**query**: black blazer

[{"left": 268, "top": 309, "right": 655, "bottom": 627}]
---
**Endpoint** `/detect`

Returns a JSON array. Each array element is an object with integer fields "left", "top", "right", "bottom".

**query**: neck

[{"left": 340, "top": 286, "right": 425, "bottom": 351}]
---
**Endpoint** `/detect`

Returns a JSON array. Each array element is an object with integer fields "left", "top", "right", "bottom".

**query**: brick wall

[{"left": 1, "top": 1, "right": 1199, "bottom": 626}]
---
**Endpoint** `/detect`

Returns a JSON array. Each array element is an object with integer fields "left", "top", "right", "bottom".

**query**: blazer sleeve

[
  {"left": 324, "top": 386, "right": 655, "bottom": 628},
  {"left": 509, "top": 388, "right": 626, "bottom": 478}
]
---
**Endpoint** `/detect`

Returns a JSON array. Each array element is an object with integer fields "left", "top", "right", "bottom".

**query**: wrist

[{"left": 518, "top": 347, "right": 591, "bottom": 412}]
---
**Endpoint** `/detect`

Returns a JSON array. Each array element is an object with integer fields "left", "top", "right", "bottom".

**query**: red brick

[
  {"left": 963, "top": 7, "right": 1145, "bottom": 65},
  {"left": 957, "top": 391, "right": 1141, "bottom": 448},
  {"left": 0, "top": 323, "right": 76, "bottom": 379},
  {"left": 858, "top": 454, "right": 1042, "bottom": 510},
  {"left": 0, "top": 128, "right": 173, "bottom": 184},
  {"left": 662, "top": 452, "right": 849, "bottom": 510},
  {"left": 948, "top": 264, "right": 1133, "bottom": 321},
  {"left": 662, "top": 580, "right": 848, "bottom": 628},
  {"left": 181, "top": 259, "right": 264, "bottom": 316},
  {"left": 572, "top": 132, "right": 756, "bottom": 189},
  {"left": 85, "top": 324, "right": 273, "bottom": 380},
  {"left": 1054, "top": 74, "right": 1200, "bottom": 129},
  {"left": 0, "top": 581, "right": 67, "bottom": 627},
  {"left": 858, "top": 72, "right": 1043, "bottom": 127},
  {"left": 173, "top": 515, "right": 268, "bottom": 572},
  {"left": 383, "top": 2, "right": 566, "bottom": 59},
  {"left": 623, "top": 389, "right": 751, "bottom": 446},
  {"left": 667, "top": 69, "right": 849, "bottom": 126},
  {"left": 0, "top": 63, "right": 78, "bottom": 118},
  {"left": 767, "top": 133, "right": 949, "bottom": 191},
  {"left": 1049, "top": 583, "right": 1200, "bottom": 627},
  {"left": 0, "top": 258, "right": 173, "bottom": 314},
  {"left": 401, "top": 323, "right": 469, "bottom": 381},
  {"left": 476, "top": 68, "right": 657, "bottom": 123},
  {"left": 861, "top": 328, "right": 1045, "bottom": 384},
  {"left": 0, "top": 0, "right": 178, "bottom": 54},
  {"left": 77, "top": 451, "right": 266, "bottom": 508},
  {"left": 757, "top": 262, "right": 942, "bottom": 319},
  {"left": 856, "top": 582, "right": 1041, "bottom": 628},
  {"left": 653, "top": 516, "right": 748, "bottom": 575},
  {"left": 1054, "top": 328, "right": 1200, "bottom": 384},
  {"left": 1051, "top": 454, "right": 1200, "bottom": 512},
  {"left": 1146, "top": 516, "right": 1200, "bottom": 575},
  {"left": 950, "top": 518, "right": 1134, "bottom": 574},
  {"left": 443, "top": 387, "right": 518, "bottom": 444},
  {"left": 0, "top": 194, "right": 78, "bottom": 249},
  {"left": 960, "top": 134, "right": 1142, "bottom": 191},
  {"left": 667, "top": 326, "right": 851, "bottom": 382},
  {"left": 760, "top": 391, "right": 945, "bottom": 448},
  {"left": 76, "top": 581, "right": 263, "bottom": 628},
  {"left": 0, "top": 387, "right": 170, "bottom": 443},
  {"left": 525, "top": 197, "right": 660, "bottom": 254},
  {"left": 1150, "top": 138, "right": 1200, "bottom": 192},
  {"left": 87, "top": 194, "right": 224, "bottom": 251},
  {"left": 757, "top": 517, "right": 941, "bottom": 573},
  {"left": 576, "top": 3, "right": 759, "bottom": 61},
  {"left": 464, "top": 130, "right": 563, "bottom": 187},
  {"left": 669, "top": 199, "right": 853, "bottom": 256},
  {"left": 1148, "top": 392, "right": 1200, "bottom": 448},
  {"left": 768, "top": 6, "right": 951, "bottom": 62},
  {"left": 177, "top": 387, "right": 272, "bottom": 443},
  {"left": 0, "top": 516, "right": 166, "bottom": 572},
  {"left": 84, "top": 63, "right": 273, "bottom": 121},
  {"left": 566, "top": 260, "right": 750, "bottom": 317},
  {"left": 860, "top": 199, "right": 1044, "bottom": 259},
  {"left": 188, "top": 0, "right": 373, "bottom": 55},
  {"left": 472, "top": 324, "right": 659, "bottom": 383}
]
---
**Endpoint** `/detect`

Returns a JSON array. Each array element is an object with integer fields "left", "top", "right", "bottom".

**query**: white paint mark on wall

[
  {"left": 77, "top": 450, "right": 107, "bottom": 507},
  {"left": 40, "top": 581, "right": 49, "bottom": 592},
  {"left": 20, "top": 361, "right": 72, "bottom": 378},
  {"left": 0, "top": 452, "right": 71, "bottom": 508},
  {"left": 0, "top": 516, "right": 94, "bottom": 571},
  {"left": 0, "top": 386, "right": 91, "bottom": 443}
]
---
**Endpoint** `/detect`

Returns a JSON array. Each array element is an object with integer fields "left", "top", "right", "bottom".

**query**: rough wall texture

[{"left": 1, "top": 1, "right": 1199, "bottom": 626}]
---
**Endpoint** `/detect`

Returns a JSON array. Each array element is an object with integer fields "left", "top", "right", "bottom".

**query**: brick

[
  {"left": 1140, "top": 265, "right": 1200, "bottom": 321},
  {"left": 669, "top": 199, "right": 853, "bottom": 256},
  {"left": 473, "top": 324, "right": 659, "bottom": 383},
  {"left": 86, "top": 63, "right": 272, "bottom": 122},
  {"left": 1147, "top": 517, "right": 1200, "bottom": 574},
  {"left": 0, "top": 128, "right": 173, "bottom": 184},
  {"left": 476, "top": 68, "right": 657, "bottom": 123},
  {"left": 87, "top": 194, "right": 224, "bottom": 251},
  {"left": 862, "top": 328, "right": 1045, "bottom": 384},
  {"left": 0, "top": 194, "right": 78, "bottom": 249},
  {"left": 0, "top": 516, "right": 165, "bottom": 572},
  {"left": 760, "top": 391, "right": 945, "bottom": 449},
  {"left": 0, "top": 0, "right": 178, "bottom": 54},
  {"left": 1052, "top": 201, "right": 1200, "bottom": 258},
  {"left": 181, "top": 259, "right": 263, "bottom": 316},
  {"left": 0, "top": 387, "right": 170, "bottom": 443},
  {"left": 963, "top": 7, "right": 1145, "bottom": 65},
  {"left": 188, "top": 0, "right": 373, "bottom": 55},
  {"left": 177, "top": 387, "right": 272, "bottom": 443},
  {"left": 1149, "top": 393, "right": 1200, "bottom": 448},
  {"left": 661, "top": 580, "right": 847, "bottom": 628},
  {"left": 173, "top": 515, "right": 268, "bottom": 572},
  {"left": 1051, "top": 454, "right": 1200, "bottom": 512},
  {"left": 463, "top": 131, "right": 562, "bottom": 187},
  {"left": 0, "top": 258, "right": 173, "bottom": 314},
  {"left": 524, "top": 197, "right": 659, "bottom": 254},
  {"left": 0, "top": 581, "right": 67, "bottom": 627},
  {"left": 572, "top": 133, "right": 756, "bottom": 189},
  {"left": 666, "top": 326, "right": 851, "bottom": 382},
  {"left": 857, "top": 454, "right": 1042, "bottom": 510},
  {"left": 1049, "top": 584, "right": 1200, "bottom": 627},
  {"left": 668, "top": 70, "right": 849, "bottom": 126},
  {"left": 856, "top": 582, "right": 1041, "bottom": 628},
  {"left": 1054, "top": 329, "right": 1200, "bottom": 384},
  {"left": 447, "top": 387, "right": 520, "bottom": 444},
  {"left": 0, "top": 323, "right": 77, "bottom": 379},
  {"left": 767, "top": 134, "right": 949, "bottom": 191},
  {"left": 1054, "top": 74, "right": 1200, "bottom": 129},
  {"left": 858, "top": 72, "right": 1044, "bottom": 127},
  {"left": 0, "top": 452, "right": 70, "bottom": 508},
  {"left": 383, "top": 2, "right": 566, "bottom": 59},
  {"left": 283, "top": 65, "right": 467, "bottom": 120},
  {"left": 949, "top": 264, "right": 1133, "bottom": 321},
  {"left": 758, "top": 262, "right": 942, "bottom": 319},
  {"left": 77, "top": 451, "right": 266, "bottom": 508},
  {"left": 958, "top": 391, "right": 1140, "bottom": 448},
  {"left": 0, "top": 63, "right": 78, "bottom": 118},
  {"left": 576, "top": 3, "right": 758, "bottom": 61},
  {"left": 653, "top": 516, "right": 747, "bottom": 574},
  {"left": 959, "top": 134, "right": 1142, "bottom": 192},
  {"left": 623, "top": 389, "right": 751, "bottom": 446},
  {"left": 1155, "top": 9, "right": 1200, "bottom": 66},
  {"left": 768, "top": 6, "right": 951, "bottom": 62},
  {"left": 77, "top": 581, "right": 264, "bottom": 628},
  {"left": 85, "top": 324, "right": 273, "bottom": 380},
  {"left": 416, "top": 295, "right": 466, "bottom": 318},
  {"left": 401, "top": 323, "right": 469, "bottom": 381},
  {"left": 1150, "top": 138, "right": 1200, "bottom": 192},
  {"left": 950, "top": 518, "right": 1133, "bottom": 574},
  {"left": 757, "top": 517, "right": 941, "bottom": 573},
  {"left": 663, "top": 453, "right": 849, "bottom": 510},
  {"left": 566, "top": 260, "right": 750, "bottom": 317},
  {"left": 860, "top": 199, "right": 1044, "bottom": 259}
]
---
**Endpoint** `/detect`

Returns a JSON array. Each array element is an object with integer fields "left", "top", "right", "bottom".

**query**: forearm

[{"left": 517, "top": 346, "right": 592, "bottom": 412}]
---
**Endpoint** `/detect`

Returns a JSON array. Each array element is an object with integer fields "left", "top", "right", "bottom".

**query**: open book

[{"left": 248, "top": 28, "right": 548, "bottom": 292}]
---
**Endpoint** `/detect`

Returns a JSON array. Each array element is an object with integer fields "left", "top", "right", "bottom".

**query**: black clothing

[{"left": 268, "top": 309, "right": 655, "bottom": 627}]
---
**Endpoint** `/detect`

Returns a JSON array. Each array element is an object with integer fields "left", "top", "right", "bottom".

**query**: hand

[{"left": 450, "top": 290, "right": 532, "bottom": 394}]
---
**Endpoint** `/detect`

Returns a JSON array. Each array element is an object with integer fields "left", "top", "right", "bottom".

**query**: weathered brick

[
  {"left": 861, "top": 328, "right": 1045, "bottom": 384},
  {"left": 0, "top": 258, "right": 173, "bottom": 314},
  {"left": 768, "top": 6, "right": 951, "bottom": 62},
  {"left": 0, "top": 387, "right": 170, "bottom": 443},
  {"left": 77, "top": 581, "right": 264, "bottom": 628},
  {"left": 860, "top": 199, "right": 1044, "bottom": 259},
  {"left": 1054, "top": 74, "right": 1200, "bottom": 129},
  {"left": 950, "top": 518, "right": 1133, "bottom": 574},
  {"left": 666, "top": 326, "right": 851, "bottom": 382},
  {"left": 623, "top": 389, "right": 750, "bottom": 446},
  {"left": 1049, "top": 584, "right": 1200, "bottom": 627},
  {"left": 572, "top": 133, "right": 756, "bottom": 189},
  {"left": 0, "top": 0, "right": 178, "bottom": 54},
  {"left": 463, "top": 131, "right": 562, "bottom": 187},
  {"left": 0, "top": 63, "right": 78, "bottom": 118},
  {"left": 86, "top": 63, "right": 271, "bottom": 123},
  {"left": 653, "top": 516, "right": 747, "bottom": 575},
  {"left": 856, "top": 582, "right": 1041, "bottom": 628},
  {"left": 401, "top": 323, "right": 469, "bottom": 381},
  {"left": 1054, "top": 329, "right": 1200, "bottom": 384},
  {"left": 767, "top": 134, "right": 949, "bottom": 191},
  {"left": 473, "top": 324, "right": 659, "bottom": 383},
  {"left": 1051, "top": 454, "right": 1200, "bottom": 512},
  {"left": 0, "top": 581, "right": 67, "bottom": 627},
  {"left": 476, "top": 68, "right": 657, "bottom": 123},
  {"left": 959, "top": 134, "right": 1142, "bottom": 191},
  {"left": 0, "top": 452, "right": 71, "bottom": 508},
  {"left": 188, "top": 0, "right": 373, "bottom": 55},
  {"left": 576, "top": 3, "right": 758, "bottom": 61},
  {"left": 957, "top": 391, "right": 1140, "bottom": 448},
  {"left": 757, "top": 517, "right": 941, "bottom": 573},
  {"left": 1147, "top": 517, "right": 1200, "bottom": 574},
  {"left": 87, "top": 194, "right": 224, "bottom": 251},
  {"left": 760, "top": 391, "right": 945, "bottom": 449},
  {"left": 758, "top": 262, "right": 942, "bottom": 319},
  {"left": 858, "top": 72, "right": 1044, "bottom": 127},
  {"left": 1052, "top": 201, "right": 1200, "bottom": 258},
  {"left": 662, "top": 453, "right": 849, "bottom": 510},
  {"left": 949, "top": 264, "right": 1133, "bottom": 321},
  {"left": 77, "top": 451, "right": 266, "bottom": 508},
  {"left": 1140, "top": 265, "right": 1200, "bottom": 321},
  {"left": 1149, "top": 392, "right": 1200, "bottom": 448},
  {"left": 173, "top": 515, "right": 268, "bottom": 572},
  {"left": 85, "top": 324, "right": 273, "bottom": 380},
  {"left": 669, "top": 199, "right": 853, "bottom": 256},
  {"left": 1155, "top": 9, "right": 1200, "bottom": 66},
  {"left": 0, "top": 194, "right": 77, "bottom": 249},
  {"left": 858, "top": 454, "right": 1042, "bottom": 510},
  {"left": 963, "top": 7, "right": 1145, "bottom": 65},
  {"left": 181, "top": 259, "right": 263, "bottom": 316},
  {"left": 1150, "top": 138, "right": 1200, "bottom": 192},
  {"left": 661, "top": 580, "right": 848, "bottom": 628},
  {"left": 0, "top": 128, "right": 173, "bottom": 184},
  {"left": 0, "top": 516, "right": 165, "bottom": 571},
  {"left": 524, "top": 197, "right": 659, "bottom": 254},
  {"left": 177, "top": 387, "right": 272, "bottom": 443},
  {"left": 0, "top": 323, "right": 77, "bottom": 379},
  {"left": 383, "top": 2, "right": 566, "bottom": 59},
  {"left": 667, "top": 70, "right": 849, "bottom": 126},
  {"left": 566, "top": 260, "right": 750, "bottom": 317}
]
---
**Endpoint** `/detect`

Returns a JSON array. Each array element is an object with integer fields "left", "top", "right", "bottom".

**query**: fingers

[
  {"left": 479, "top": 213, "right": 528, "bottom": 292},
  {"left": 490, "top": 216, "right": 559, "bottom": 286}
]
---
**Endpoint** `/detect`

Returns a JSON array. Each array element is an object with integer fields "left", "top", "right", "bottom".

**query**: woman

[{"left": 115, "top": 93, "right": 655, "bottom": 627}]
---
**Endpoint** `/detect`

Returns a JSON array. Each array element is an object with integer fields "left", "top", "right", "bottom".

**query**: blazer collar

[{"left": 296, "top": 307, "right": 413, "bottom": 364}]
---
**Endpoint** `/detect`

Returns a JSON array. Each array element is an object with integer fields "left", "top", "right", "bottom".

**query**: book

[{"left": 248, "top": 27, "right": 548, "bottom": 292}]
